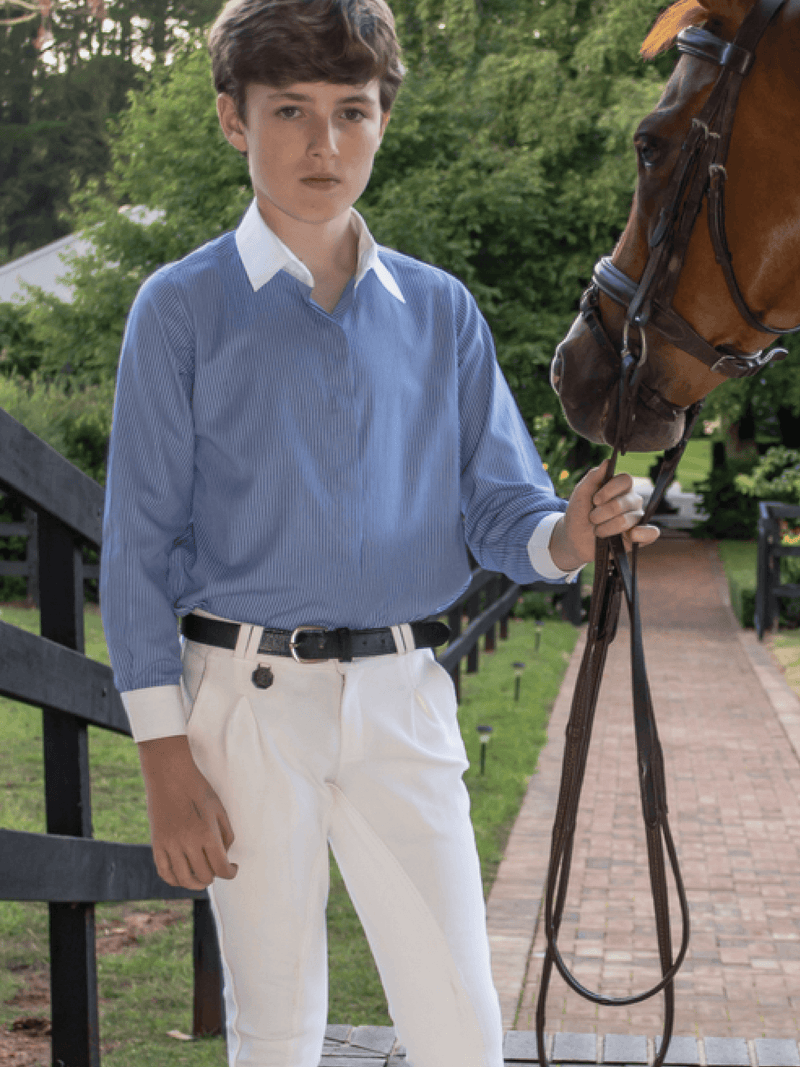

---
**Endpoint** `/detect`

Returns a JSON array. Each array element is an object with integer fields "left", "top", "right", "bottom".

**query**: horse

[
  {"left": 550, "top": 0, "right": 800, "bottom": 453},
  {"left": 537, "top": 3, "right": 800, "bottom": 1056}
]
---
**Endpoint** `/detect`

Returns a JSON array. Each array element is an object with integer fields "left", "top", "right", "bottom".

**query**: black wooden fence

[
  {"left": 0, "top": 405, "right": 580, "bottom": 1066},
  {"left": 755, "top": 500, "right": 800, "bottom": 639},
  {"left": 0, "top": 408, "right": 224, "bottom": 1067}
]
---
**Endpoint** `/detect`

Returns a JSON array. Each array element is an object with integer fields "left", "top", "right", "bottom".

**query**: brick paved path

[{"left": 487, "top": 536, "right": 800, "bottom": 1039}]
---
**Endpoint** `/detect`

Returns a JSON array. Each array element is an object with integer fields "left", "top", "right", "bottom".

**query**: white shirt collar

[{"left": 235, "top": 198, "right": 405, "bottom": 304}]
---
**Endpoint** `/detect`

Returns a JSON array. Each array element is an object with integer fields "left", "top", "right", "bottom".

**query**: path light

[
  {"left": 535, "top": 619, "right": 544, "bottom": 653},
  {"left": 476, "top": 725, "right": 493, "bottom": 776},
  {"left": 512, "top": 661, "right": 526, "bottom": 702}
]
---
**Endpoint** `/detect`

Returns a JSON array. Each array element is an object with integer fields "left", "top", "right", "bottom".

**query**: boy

[{"left": 100, "top": 1, "right": 657, "bottom": 1064}]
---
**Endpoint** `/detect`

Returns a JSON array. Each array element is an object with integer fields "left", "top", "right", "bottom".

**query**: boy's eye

[
  {"left": 341, "top": 109, "right": 366, "bottom": 122},
  {"left": 277, "top": 106, "right": 302, "bottom": 120}
]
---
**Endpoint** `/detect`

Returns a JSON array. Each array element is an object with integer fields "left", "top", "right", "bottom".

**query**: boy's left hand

[{"left": 549, "top": 460, "right": 660, "bottom": 572}]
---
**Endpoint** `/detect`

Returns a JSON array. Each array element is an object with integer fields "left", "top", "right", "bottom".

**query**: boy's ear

[
  {"left": 379, "top": 110, "right": 391, "bottom": 143},
  {"left": 217, "top": 93, "right": 248, "bottom": 155}
]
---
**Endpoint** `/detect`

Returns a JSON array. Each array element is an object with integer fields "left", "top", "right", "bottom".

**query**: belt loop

[
  {"left": 390, "top": 623, "right": 416, "bottom": 655},
  {"left": 235, "top": 623, "right": 264, "bottom": 659}
]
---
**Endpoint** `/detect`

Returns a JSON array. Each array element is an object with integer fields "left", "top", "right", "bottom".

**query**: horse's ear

[
  {"left": 641, "top": 0, "right": 709, "bottom": 58},
  {"left": 642, "top": 0, "right": 760, "bottom": 56}
]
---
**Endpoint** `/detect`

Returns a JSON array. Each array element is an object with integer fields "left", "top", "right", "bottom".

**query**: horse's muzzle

[{"left": 551, "top": 313, "right": 687, "bottom": 453}]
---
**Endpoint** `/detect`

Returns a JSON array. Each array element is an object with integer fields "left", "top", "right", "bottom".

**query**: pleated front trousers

[{"left": 180, "top": 612, "right": 505, "bottom": 1067}]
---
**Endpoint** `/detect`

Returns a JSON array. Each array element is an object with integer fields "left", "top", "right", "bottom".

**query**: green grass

[
  {"left": 772, "top": 632, "right": 800, "bottom": 655},
  {"left": 0, "top": 603, "right": 578, "bottom": 1059},
  {"left": 613, "top": 438, "right": 711, "bottom": 491},
  {"left": 716, "top": 540, "right": 757, "bottom": 627}
]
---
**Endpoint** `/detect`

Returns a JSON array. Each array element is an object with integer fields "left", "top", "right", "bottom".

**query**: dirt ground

[{"left": 0, "top": 907, "right": 186, "bottom": 1066}]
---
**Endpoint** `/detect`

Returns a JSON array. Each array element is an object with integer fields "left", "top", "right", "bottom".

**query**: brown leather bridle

[
  {"left": 586, "top": 0, "right": 797, "bottom": 392},
  {"left": 537, "top": 0, "right": 795, "bottom": 1059}
]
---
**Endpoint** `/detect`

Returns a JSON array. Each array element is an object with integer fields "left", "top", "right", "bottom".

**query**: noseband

[{"left": 584, "top": 0, "right": 795, "bottom": 399}]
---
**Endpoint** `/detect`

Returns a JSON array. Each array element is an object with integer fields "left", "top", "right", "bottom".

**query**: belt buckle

[{"left": 289, "top": 625, "right": 327, "bottom": 663}]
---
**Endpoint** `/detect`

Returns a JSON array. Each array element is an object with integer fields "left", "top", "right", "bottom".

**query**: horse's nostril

[{"left": 551, "top": 349, "right": 564, "bottom": 393}]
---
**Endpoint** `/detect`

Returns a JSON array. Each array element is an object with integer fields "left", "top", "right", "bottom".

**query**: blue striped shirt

[{"left": 100, "top": 200, "right": 572, "bottom": 741}]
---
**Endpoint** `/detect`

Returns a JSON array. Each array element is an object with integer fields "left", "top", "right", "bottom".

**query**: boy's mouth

[{"left": 301, "top": 175, "right": 340, "bottom": 186}]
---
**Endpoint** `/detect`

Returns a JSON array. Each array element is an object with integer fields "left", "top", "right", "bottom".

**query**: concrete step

[{"left": 321, "top": 1027, "right": 800, "bottom": 1066}]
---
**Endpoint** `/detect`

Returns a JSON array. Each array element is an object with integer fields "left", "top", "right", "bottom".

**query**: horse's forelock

[{"left": 640, "top": 0, "right": 707, "bottom": 59}]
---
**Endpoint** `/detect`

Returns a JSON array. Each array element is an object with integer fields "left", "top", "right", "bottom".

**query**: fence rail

[
  {"left": 0, "top": 404, "right": 581, "bottom": 1066},
  {"left": 755, "top": 500, "right": 800, "bottom": 639},
  {"left": 0, "top": 408, "right": 221, "bottom": 1067}
]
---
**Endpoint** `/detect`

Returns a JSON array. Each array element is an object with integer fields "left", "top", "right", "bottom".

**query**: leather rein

[{"left": 536, "top": 0, "right": 793, "bottom": 1058}]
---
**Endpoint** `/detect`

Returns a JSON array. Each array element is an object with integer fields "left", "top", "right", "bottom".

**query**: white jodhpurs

[{"left": 180, "top": 613, "right": 504, "bottom": 1067}]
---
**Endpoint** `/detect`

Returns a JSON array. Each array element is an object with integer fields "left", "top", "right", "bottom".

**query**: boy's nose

[{"left": 308, "top": 120, "right": 338, "bottom": 156}]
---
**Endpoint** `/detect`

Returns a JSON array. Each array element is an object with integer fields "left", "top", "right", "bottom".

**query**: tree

[
  {"left": 0, "top": 0, "right": 220, "bottom": 261},
  {"left": 9, "top": 0, "right": 694, "bottom": 437}
]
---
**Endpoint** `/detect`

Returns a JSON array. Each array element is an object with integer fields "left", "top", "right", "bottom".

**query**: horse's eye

[{"left": 635, "top": 135, "right": 661, "bottom": 170}]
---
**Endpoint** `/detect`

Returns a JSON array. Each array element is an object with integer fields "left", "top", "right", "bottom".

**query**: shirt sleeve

[
  {"left": 455, "top": 281, "right": 577, "bottom": 584},
  {"left": 526, "top": 512, "right": 583, "bottom": 583},
  {"left": 100, "top": 269, "right": 196, "bottom": 740}
]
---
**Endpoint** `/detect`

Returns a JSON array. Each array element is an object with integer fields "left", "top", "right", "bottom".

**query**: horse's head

[{"left": 551, "top": 0, "right": 800, "bottom": 452}]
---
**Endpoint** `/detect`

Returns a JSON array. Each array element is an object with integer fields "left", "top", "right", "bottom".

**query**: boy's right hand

[{"left": 137, "top": 735, "right": 239, "bottom": 890}]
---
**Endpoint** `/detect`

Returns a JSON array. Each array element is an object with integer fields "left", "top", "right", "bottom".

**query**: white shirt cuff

[
  {"left": 527, "top": 512, "right": 583, "bottom": 583},
  {"left": 121, "top": 685, "right": 187, "bottom": 743}
]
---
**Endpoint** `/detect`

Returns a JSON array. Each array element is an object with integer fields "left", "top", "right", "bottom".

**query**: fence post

[
  {"left": 561, "top": 579, "right": 583, "bottom": 626},
  {"left": 25, "top": 507, "right": 39, "bottom": 607},
  {"left": 38, "top": 511, "right": 100, "bottom": 1067},
  {"left": 466, "top": 592, "right": 480, "bottom": 674},
  {"left": 765, "top": 505, "right": 781, "bottom": 636},
  {"left": 499, "top": 576, "right": 511, "bottom": 641},
  {"left": 447, "top": 608, "right": 462, "bottom": 702},
  {"left": 756, "top": 503, "right": 769, "bottom": 639},
  {"left": 484, "top": 577, "right": 497, "bottom": 654},
  {"left": 193, "top": 899, "right": 226, "bottom": 1039}
]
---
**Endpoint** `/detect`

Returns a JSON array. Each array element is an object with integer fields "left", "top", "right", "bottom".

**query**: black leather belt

[{"left": 180, "top": 613, "right": 450, "bottom": 663}]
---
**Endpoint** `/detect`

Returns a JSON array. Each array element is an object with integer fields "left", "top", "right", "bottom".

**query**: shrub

[
  {"left": 0, "top": 373, "right": 113, "bottom": 484},
  {"left": 693, "top": 454, "right": 758, "bottom": 540},
  {"left": 735, "top": 446, "right": 800, "bottom": 507},
  {"left": 0, "top": 301, "right": 43, "bottom": 380},
  {"left": 0, "top": 376, "right": 113, "bottom": 602},
  {"left": 512, "top": 591, "right": 558, "bottom": 621}
]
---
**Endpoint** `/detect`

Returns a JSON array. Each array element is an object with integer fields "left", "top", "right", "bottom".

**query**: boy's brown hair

[{"left": 208, "top": 0, "right": 405, "bottom": 119}]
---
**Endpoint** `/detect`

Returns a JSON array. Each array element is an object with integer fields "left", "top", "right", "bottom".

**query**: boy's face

[{"left": 217, "top": 80, "right": 390, "bottom": 239}]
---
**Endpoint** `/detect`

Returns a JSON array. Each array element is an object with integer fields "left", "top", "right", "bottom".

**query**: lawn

[
  {"left": 613, "top": 437, "right": 711, "bottom": 491},
  {"left": 0, "top": 601, "right": 578, "bottom": 1062},
  {"left": 716, "top": 539, "right": 757, "bottom": 627}
]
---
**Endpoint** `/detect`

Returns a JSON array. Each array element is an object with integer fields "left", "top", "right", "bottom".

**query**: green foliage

[
  {"left": 512, "top": 591, "right": 559, "bottom": 620},
  {"left": 726, "top": 446, "right": 800, "bottom": 624},
  {"left": 716, "top": 538, "right": 800, "bottom": 629},
  {"left": 20, "top": 41, "right": 251, "bottom": 386},
  {"left": 716, "top": 540, "right": 756, "bottom": 627},
  {"left": 735, "top": 446, "right": 800, "bottom": 506},
  {"left": 693, "top": 454, "right": 759, "bottom": 540},
  {"left": 0, "top": 373, "right": 114, "bottom": 483},
  {"left": 0, "top": 376, "right": 111, "bottom": 601},
  {"left": 7, "top": 0, "right": 672, "bottom": 436},
  {"left": 0, "top": 0, "right": 221, "bottom": 261},
  {"left": 0, "top": 301, "right": 43, "bottom": 379},
  {"left": 729, "top": 578, "right": 756, "bottom": 628},
  {"left": 701, "top": 341, "right": 800, "bottom": 447},
  {"left": 532, "top": 412, "right": 582, "bottom": 496}
]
